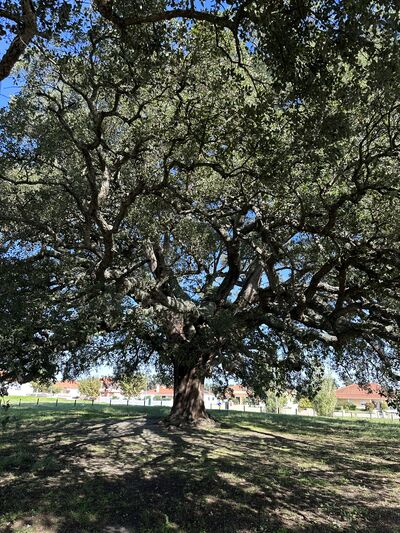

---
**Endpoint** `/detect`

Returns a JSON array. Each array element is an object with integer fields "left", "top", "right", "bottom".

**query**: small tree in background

[
  {"left": 313, "top": 377, "right": 337, "bottom": 416},
  {"left": 265, "top": 391, "right": 290, "bottom": 413},
  {"left": 78, "top": 378, "right": 100, "bottom": 400},
  {"left": 119, "top": 374, "right": 148, "bottom": 399},
  {"left": 298, "top": 397, "right": 313, "bottom": 410},
  {"left": 381, "top": 401, "right": 388, "bottom": 411}
]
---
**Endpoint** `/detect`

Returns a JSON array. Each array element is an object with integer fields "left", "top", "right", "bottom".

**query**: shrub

[
  {"left": 299, "top": 397, "right": 313, "bottom": 409},
  {"left": 365, "top": 401, "right": 375, "bottom": 412},
  {"left": 347, "top": 403, "right": 357, "bottom": 411},
  {"left": 381, "top": 401, "right": 388, "bottom": 411}
]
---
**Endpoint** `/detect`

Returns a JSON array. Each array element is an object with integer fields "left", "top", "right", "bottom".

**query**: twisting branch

[{"left": 0, "top": 0, "right": 37, "bottom": 81}]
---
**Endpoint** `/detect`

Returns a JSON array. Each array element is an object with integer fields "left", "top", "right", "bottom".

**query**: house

[
  {"left": 55, "top": 380, "right": 80, "bottom": 398},
  {"left": 227, "top": 384, "right": 249, "bottom": 404},
  {"left": 100, "top": 377, "right": 124, "bottom": 398},
  {"left": 143, "top": 385, "right": 174, "bottom": 399},
  {"left": 214, "top": 384, "right": 250, "bottom": 404},
  {"left": 335, "top": 383, "right": 384, "bottom": 409},
  {"left": 7, "top": 382, "right": 34, "bottom": 396},
  {"left": 203, "top": 389, "right": 218, "bottom": 404}
]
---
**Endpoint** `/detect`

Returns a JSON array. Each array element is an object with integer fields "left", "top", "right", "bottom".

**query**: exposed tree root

[{"left": 162, "top": 412, "right": 218, "bottom": 428}]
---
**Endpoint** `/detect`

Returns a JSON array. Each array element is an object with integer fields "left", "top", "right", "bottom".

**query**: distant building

[
  {"left": 55, "top": 381, "right": 79, "bottom": 398},
  {"left": 212, "top": 384, "right": 250, "bottom": 404},
  {"left": 7, "top": 382, "right": 34, "bottom": 396},
  {"left": 100, "top": 377, "right": 124, "bottom": 398},
  {"left": 226, "top": 384, "right": 249, "bottom": 404},
  {"left": 144, "top": 385, "right": 174, "bottom": 399},
  {"left": 335, "top": 383, "right": 384, "bottom": 409}
]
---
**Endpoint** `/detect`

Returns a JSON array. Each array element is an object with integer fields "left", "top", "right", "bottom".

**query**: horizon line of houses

[{"left": 7, "top": 379, "right": 390, "bottom": 409}]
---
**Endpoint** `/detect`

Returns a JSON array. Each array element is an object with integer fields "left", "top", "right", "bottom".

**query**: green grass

[
  {"left": 1, "top": 404, "right": 399, "bottom": 533},
  {"left": 4, "top": 395, "right": 93, "bottom": 405}
]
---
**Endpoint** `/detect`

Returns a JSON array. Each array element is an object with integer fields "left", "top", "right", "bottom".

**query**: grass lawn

[{"left": 0, "top": 402, "right": 399, "bottom": 533}]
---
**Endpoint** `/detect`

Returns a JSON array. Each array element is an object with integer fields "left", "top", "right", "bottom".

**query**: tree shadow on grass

[{"left": 0, "top": 408, "right": 399, "bottom": 533}]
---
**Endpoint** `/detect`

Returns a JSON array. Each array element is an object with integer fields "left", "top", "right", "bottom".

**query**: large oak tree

[{"left": 0, "top": 3, "right": 399, "bottom": 424}]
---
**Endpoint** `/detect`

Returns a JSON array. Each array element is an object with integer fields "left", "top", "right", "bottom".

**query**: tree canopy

[{"left": 0, "top": 1, "right": 399, "bottom": 423}]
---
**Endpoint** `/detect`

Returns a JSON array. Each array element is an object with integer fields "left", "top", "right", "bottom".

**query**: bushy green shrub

[
  {"left": 365, "top": 401, "right": 375, "bottom": 412},
  {"left": 381, "top": 401, "right": 388, "bottom": 411},
  {"left": 347, "top": 403, "right": 357, "bottom": 411},
  {"left": 299, "top": 397, "right": 313, "bottom": 409}
]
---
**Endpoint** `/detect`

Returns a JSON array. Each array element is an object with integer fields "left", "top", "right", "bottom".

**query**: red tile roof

[
  {"left": 146, "top": 387, "right": 174, "bottom": 396},
  {"left": 335, "top": 383, "right": 383, "bottom": 400},
  {"left": 229, "top": 384, "right": 249, "bottom": 397},
  {"left": 56, "top": 381, "right": 79, "bottom": 389}
]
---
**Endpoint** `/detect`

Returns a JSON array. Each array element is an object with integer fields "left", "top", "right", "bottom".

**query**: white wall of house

[
  {"left": 8, "top": 382, "right": 34, "bottom": 396},
  {"left": 60, "top": 388, "right": 80, "bottom": 399}
]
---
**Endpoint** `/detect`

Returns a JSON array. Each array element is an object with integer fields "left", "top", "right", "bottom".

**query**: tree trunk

[{"left": 165, "top": 363, "right": 213, "bottom": 426}]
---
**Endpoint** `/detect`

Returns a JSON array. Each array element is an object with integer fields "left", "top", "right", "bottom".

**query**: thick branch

[{"left": 0, "top": 0, "right": 37, "bottom": 81}]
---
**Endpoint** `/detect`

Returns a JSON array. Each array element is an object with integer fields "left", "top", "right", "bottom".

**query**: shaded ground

[{"left": 0, "top": 404, "right": 399, "bottom": 533}]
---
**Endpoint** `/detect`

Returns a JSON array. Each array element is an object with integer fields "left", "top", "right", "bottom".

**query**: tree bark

[
  {"left": 0, "top": 0, "right": 37, "bottom": 81},
  {"left": 165, "top": 362, "right": 213, "bottom": 426}
]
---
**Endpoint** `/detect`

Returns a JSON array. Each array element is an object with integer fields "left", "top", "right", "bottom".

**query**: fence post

[
  {"left": 161, "top": 399, "right": 163, "bottom": 407},
  {"left": 126, "top": 399, "right": 129, "bottom": 407},
  {"left": 74, "top": 399, "right": 77, "bottom": 407},
  {"left": 143, "top": 398, "right": 146, "bottom": 406},
  {"left": 91, "top": 399, "right": 94, "bottom": 407},
  {"left": 109, "top": 398, "right": 112, "bottom": 406},
  {"left": 19, "top": 399, "right": 21, "bottom": 406},
  {"left": 36, "top": 398, "right": 39, "bottom": 406},
  {"left": 277, "top": 407, "right": 280, "bottom": 415},
  {"left": 56, "top": 398, "right": 58, "bottom": 407}
]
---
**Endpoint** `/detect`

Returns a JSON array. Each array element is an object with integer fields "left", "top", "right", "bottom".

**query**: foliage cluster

[
  {"left": 118, "top": 373, "right": 147, "bottom": 398},
  {"left": 78, "top": 377, "right": 101, "bottom": 400}
]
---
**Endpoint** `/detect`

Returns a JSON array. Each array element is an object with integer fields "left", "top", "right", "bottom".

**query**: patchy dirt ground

[{"left": 0, "top": 405, "right": 399, "bottom": 532}]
